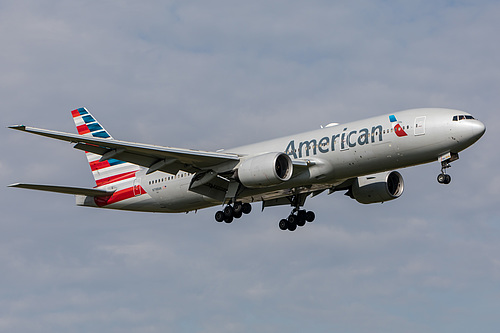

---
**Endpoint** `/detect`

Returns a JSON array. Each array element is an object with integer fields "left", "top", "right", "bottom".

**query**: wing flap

[{"left": 8, "top": 183, "right": 115, "bottom": 197}]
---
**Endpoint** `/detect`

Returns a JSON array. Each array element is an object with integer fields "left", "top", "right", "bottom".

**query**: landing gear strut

[{"left": 215, "top": 202, "right": 252, "bottom": 223}]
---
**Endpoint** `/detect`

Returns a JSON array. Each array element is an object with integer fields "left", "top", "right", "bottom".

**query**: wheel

[
  {"left": 233, "top": 202, "right": 243, "bottom": 214},
  {"left": 223, "top": 205, "right": 234, "bottom": 217},
  {"left": 224, "top": 216, "right": 233, "bottom": 223},
  {"left": 279, "top": 219, "right": 288, "bottom": 230},
  {"left": 437, "top": 173, "right": 446, "bottom": 184},
  {"left": 215, "top": 211, "right": 225, "bottom": 222},
  {"left": 444, "top": 174, "right": 451, "bottom": 184},
  {"left": 296, "top": 211, "right": 306, "bottom": 227},
  {"left": 305, "top": 211, "right": 315, "bottom": 222},
  {"left": 242, "top": 203, "right": 252, "bottom": 214},
  {"left": 287, "top": 214, "right": 297, "bottom": 231},
  {"left": 233, "top": 210, "right": 243, "bottom": 219}
]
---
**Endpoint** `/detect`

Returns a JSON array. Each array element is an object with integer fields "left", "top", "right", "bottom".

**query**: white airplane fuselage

[{"left": 80, "top": 108, "right": 484, "bottom": 213}]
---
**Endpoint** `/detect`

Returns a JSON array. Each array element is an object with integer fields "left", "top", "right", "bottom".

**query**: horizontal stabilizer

[{"left": 8, "top": 183, "right": 115, "bottom": 197}]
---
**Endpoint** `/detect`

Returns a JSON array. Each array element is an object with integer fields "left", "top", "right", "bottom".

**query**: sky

[{"left": 1, "top": 0, "right": 500, "bottom": 332}]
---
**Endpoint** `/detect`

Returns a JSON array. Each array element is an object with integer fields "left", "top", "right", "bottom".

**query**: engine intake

[
  {"left": 237, "top": 152, "right": 293, "bottom": 188},
  {"left": 350, "top": 171, "right": 404, "bottom": 204}
]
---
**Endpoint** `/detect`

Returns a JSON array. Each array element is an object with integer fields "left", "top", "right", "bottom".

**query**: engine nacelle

[
  {"left": 237, "top": 152, "right": 293, "bottom": 188},
  {"left": 351, "top": 171, "right": 404, "bottom": 204}
]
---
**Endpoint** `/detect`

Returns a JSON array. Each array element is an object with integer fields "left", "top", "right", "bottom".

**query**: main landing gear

[
  {"left": 279, "top": 209, "right": 315, "bottom": 231},
  {"left": 215, "top": 202, "right": 252, "bottom": 223}
]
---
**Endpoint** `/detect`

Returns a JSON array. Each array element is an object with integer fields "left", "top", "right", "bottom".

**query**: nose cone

[{"left": 470, "top": 120, "right": 486, "bottom": 141}]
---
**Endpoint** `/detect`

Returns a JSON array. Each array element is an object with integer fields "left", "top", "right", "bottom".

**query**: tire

[
  {"left": 437, "top": 174, "right": 446, "bottom": 184},
  {"left": 215, "top": 211, "right": 225, "bottom": 222},
  {"left": 287, "top": 214, "right": 297, "bottom": 231},
  {"left": 233, "top": 210, "right": 243, "bottom": 219},
  {"left": 223, "top": 205, "right": 234, "bottom": 217},
  {"left": 224, "top": 216, "right": 233, "bottom": 223},
  {"left": 296, "top": 212, "right": 306, "bottom": 227},
  {"left": 233, "top": 202, "right": 243, "bottom": 214},
  {"left": 242, "top": 203, "right": 252, "bottom": 214},
  {"left": 444, "top": 174, "right": 451, "bottom": 184},
  {"left": 279, "top": 219, "right": 288, "bottom": 230},
  {"left": 305, "top": 211, "right": 315, "bottom": 222}
]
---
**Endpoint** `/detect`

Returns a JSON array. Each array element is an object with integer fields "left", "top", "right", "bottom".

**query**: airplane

[{"left": 8, "top": 107, "right": 485, "bottom": 231}]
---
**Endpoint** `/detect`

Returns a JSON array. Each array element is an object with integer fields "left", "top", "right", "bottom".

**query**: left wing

[{"left": 8, "top": 125, "right": 241, "bottom": 175}]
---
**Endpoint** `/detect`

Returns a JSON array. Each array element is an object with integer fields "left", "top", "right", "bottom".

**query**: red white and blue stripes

[{"left": 71, "top": 107, "right": 145, "bottom": 206}]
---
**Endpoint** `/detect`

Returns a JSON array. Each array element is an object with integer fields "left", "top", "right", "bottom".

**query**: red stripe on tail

[
  {"left": 89, "top": 160, "right": 112, "bottom": 171},
  {"left": 77, "top": 124, "right": 91, "bottom": 135},
  {"left": 94, "top": 185, "right": 146, "bottom": 207},
  {"left": 95, "top": 171, "right": 137, "bottom": 187}
]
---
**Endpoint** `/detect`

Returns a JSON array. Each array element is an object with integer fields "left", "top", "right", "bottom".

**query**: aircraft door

[{"left": 414, "top": 116, "right": 426, "bottom": 136}]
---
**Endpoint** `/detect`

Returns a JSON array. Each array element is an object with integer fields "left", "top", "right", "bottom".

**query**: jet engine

[
  {"left": 350, "top": 171, "right": 404, "bottom": 204},
  {"left": 236, "top": 152, "right": 293, "bottom": 188}
]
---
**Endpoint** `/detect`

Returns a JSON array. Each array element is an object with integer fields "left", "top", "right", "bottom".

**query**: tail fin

[{"left": 71, "top": 107, "right": 141, "bottom": 188}]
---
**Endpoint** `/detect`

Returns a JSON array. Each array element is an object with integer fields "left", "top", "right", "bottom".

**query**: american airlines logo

[
  {"left": 389, "top": 115, "right": 408, "bottom": 137},
  {"left": 285, "top": 115, "right": 407, "bottom": 159}
]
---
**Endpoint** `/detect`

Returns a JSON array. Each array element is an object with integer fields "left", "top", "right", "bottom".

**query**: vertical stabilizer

[{"left": 71, "top": 107, "right": 141, "bottom": 188}]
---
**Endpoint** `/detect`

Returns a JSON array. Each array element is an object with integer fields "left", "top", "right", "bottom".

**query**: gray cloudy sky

[{"left": 1, "top": 1, "right": 500, "bottom": 332}]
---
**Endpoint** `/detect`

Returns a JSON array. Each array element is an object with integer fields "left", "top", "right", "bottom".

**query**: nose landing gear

[
  {"left": 437, "top": 152, "right": 458, "bottom": 185},
  {"left": 437, "top": 160, "right": 452, "bottom": 185}
]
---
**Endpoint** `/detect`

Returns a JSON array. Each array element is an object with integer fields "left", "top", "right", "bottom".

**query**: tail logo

[
  {"left": 389, "top": 115, "right": 408, "bottom": 137},
  {"left": 71, "top": 107, "right": 140, "bottom": 190},
  {"left": 72, "top": 108, "right": 111, "bottom": 138}
]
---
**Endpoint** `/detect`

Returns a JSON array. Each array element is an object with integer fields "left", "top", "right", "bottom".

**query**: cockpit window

[{"left": 453, "top": 115, "right": 475, "bottom": 121}]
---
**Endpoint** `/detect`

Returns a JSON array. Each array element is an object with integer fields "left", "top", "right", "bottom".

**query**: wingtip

[{"left": 8, "top": 125, "right": 26, "bottom": 131}]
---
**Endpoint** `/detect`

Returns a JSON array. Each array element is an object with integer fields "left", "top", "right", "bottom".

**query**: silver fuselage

[{"left": 92, "top": 108, "right": 484, "bottom": 212}]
